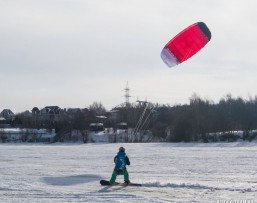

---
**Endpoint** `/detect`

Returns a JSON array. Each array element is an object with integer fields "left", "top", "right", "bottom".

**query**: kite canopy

[{"left": 161, "top": 22, "right": 211, "bottom": 68}]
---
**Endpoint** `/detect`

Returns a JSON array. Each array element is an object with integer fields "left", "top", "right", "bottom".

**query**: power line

[{"left": 124, "top": 81, "right": 131, "bottom": 107}]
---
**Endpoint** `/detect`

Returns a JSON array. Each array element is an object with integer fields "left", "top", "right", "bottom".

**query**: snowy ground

[{"left": 0, "top": 142, "right": 257, "bottom": 203}]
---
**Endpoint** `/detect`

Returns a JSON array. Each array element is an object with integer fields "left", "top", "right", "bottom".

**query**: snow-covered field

[{"left": 1, "top": 142, "right": 257, "bottom": 203}]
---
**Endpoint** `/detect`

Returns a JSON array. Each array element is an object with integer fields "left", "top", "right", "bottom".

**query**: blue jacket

[{"left": 114, "top": 151, "right": 130, "bottom": 171}]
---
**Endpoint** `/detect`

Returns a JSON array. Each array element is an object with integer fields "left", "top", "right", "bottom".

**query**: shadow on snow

[{"left": 42, "top": 174, "right": 102, "bottom": 186}]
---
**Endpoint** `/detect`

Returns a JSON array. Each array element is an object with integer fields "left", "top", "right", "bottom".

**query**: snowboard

[{"left": 100, "top": 180, "right": 142, "bottom": 187}]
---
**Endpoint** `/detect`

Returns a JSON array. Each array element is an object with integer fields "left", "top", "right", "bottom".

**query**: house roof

[
  {"left": 0, "top": 109, "right": 15, "bottom": 119},
  {"left": 41, "top": 106, "right": 61, "bottom": 114},
  {"left": 0, "top": 109, "right": 14, "bottom": 115}
]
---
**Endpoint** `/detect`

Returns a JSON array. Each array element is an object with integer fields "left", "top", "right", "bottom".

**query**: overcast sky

[{"left": 1, "top": 0, "right": 257, "bottom": 112}]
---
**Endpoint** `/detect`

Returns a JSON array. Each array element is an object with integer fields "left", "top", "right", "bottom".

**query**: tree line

[
  {"left": 8, "top": 94, "right": 257, "bottom": 142},
  {"left": 153, "top": 94, "right": 257, "bottom": 142}
]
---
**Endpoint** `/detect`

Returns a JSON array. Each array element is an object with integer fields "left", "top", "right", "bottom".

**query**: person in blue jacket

[{"left": 109, "top": 147, "right": 130, "bottom": 184}]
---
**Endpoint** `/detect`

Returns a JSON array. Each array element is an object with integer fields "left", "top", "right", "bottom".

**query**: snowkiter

[{"left": 109, "top": 147, "right": 130, "bottom": 184}]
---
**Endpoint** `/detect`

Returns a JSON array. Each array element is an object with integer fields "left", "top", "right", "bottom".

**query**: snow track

[{"left": 143, "top": 182, "right": 257, "bottom": 192}]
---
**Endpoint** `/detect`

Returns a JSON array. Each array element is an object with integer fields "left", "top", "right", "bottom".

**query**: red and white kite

[{"left": 161, "top": 22, "right": 211, "bottom": 67}]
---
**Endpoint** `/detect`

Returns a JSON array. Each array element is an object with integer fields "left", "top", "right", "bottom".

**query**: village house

[
  {"left": 0, "top": 109, "right": 14, "bottom": 120},
  {"left": 0, "top": 128, "right": 56, "bottom": 142}
]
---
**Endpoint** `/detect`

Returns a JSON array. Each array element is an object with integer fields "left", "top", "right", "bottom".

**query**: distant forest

[
  {"left": 152, "top": 94, "right": 257, "bottom": 142},
  {"left": 12, "top": 94, "right": 257, "bottom": 142}
]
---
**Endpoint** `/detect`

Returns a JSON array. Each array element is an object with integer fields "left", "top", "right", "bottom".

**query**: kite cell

[{"left": 161, "top": 22, "right": 211, "bottom": 68}]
